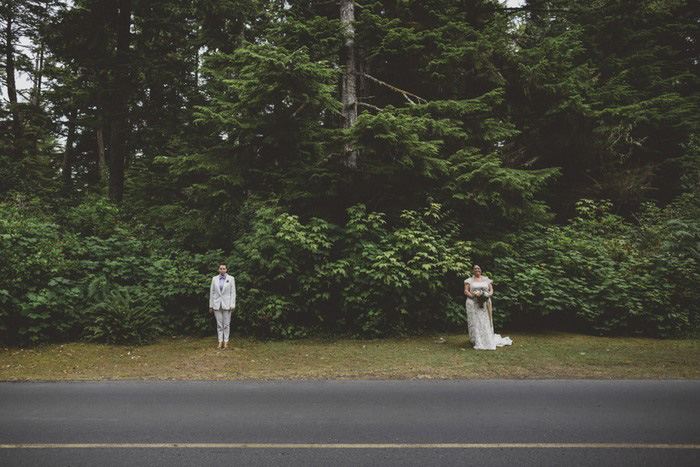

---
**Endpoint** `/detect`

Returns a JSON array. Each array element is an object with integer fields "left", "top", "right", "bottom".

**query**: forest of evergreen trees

[{"left": 1, "top": 0, "right": 698, "bottom": 344}]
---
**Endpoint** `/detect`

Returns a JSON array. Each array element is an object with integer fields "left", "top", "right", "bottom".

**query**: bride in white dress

[{"left": 464, "top": 265, "right": 512, "bottom": 350}]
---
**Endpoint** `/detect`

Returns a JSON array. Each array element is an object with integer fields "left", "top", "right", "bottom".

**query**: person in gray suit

[{"left": 209, "top": 262, "right": 236, "bottom": 349}]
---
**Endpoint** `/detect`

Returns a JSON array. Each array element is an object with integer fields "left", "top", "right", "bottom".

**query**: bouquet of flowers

[{"left": 473, "top": 290, "right": 490, "bottom": 308}]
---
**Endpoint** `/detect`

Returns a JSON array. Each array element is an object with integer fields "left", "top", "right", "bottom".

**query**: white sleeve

[
  {"left": 231, "top": 276, "right": 236, "bottom": 308},
  {"left": 209, "top": 277, "right": 215, "bottom": 308}
]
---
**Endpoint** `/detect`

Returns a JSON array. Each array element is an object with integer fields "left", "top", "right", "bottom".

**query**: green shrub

[
  {"left": 230, "top": 202, "right": 471, "bottom": 337},
  {"left": 3, "top": 188, "right": 696, "bottom": 343},
  {"left": 85, "top": 288, "right": 163, "bottom": 345},
  {"left": 0, "top": 196, "right": 223, "bottom": 345},
  {"left": 231, "top": 204, "right": 336, "bottom": 337},
  {"left": 67, "top": 230, "right": 224, "bottom": 339},
  {"left": 329, "top": 203, "right": 471, "bottom": 336},
  {"left": 163, "top": 249, "right": 227, "bottom": 336},
  {"left": 61, "top": 194, "right": 121, "bottom": 238},
  {"left": 494, "top": 199, "right": 700, "bottom": 336},
  {"left": 0, "top": 200, "right": 81, "bottom": 344}
]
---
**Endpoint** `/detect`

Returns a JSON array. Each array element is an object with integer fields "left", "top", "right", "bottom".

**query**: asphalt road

[{"left": 1, "top": 380, "right": 698, "bottom": 466}]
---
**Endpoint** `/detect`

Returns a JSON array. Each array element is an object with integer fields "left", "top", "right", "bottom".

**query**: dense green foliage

[
  {"left": 1, "top": 0, "right": 698, "bottom": 344},
  {"left": 230, "top": 202, "right": 471, "bottom": 337},
  {"left": 494, "top": 197, "right": 700, "bottom": 337},
  {"left": 85, "top": 289, "right": 163, "bottom": 345},
  {"left": 0, "top": 197, "right": 222, "bottom": 344}
]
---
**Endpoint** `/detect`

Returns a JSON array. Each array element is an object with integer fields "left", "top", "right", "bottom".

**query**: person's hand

[{"left": 209, "top": 308, "right": 214, "bottom": 314}]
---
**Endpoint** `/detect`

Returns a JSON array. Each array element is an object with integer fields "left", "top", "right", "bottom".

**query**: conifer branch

[
  {"left": 357, "top": 101, "right": 382, "bottom": 111},
  {"left": 291, "top": 101, "right": 307, "bottom": 117},
  {"left": 357, "top": 72, "right": 428, "bottom": 105}
]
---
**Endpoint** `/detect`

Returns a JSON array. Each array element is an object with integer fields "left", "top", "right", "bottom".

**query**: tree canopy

[{"left": 1, "top": 0, "right": 698, "bottom": 343}]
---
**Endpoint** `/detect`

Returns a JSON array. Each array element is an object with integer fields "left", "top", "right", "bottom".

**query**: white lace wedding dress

[{"left": 465, "top": 276, "right": 512, "bottom": 350}]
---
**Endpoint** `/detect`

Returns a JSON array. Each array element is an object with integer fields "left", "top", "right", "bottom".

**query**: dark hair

[{"left": 219, "top": 262, "right": 227, "bottom": 267}]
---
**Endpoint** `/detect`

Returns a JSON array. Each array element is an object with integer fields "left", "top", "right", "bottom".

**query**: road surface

[{"left": 1, "top": 380, "right": 698, "bottom": 466}]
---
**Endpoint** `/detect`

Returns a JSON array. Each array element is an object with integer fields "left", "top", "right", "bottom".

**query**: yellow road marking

[{"left": 0, "top": 443, "right": 698, "bottom": 449}]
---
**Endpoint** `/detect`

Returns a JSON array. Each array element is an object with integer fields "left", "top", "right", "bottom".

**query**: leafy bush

[
  {"left": 61, "top": 194, "right": 121, "bottom": 238},
  {"left": 85, "top": 288, "right": 163, "bottom": 345},
  {"left": 329, "top": 203, "right": 471, "bottom": 336},
  {"left": 494, "top": 199, "right": 700, "bottom": 336},
  {"left": 69, "top": 231, "right": 223, "bottom": 337},
  {"left": 0, "top": 196, "right": 224, "bottom": 345},
  {"left": 230, "top": 204, "right": 336, "bottom": 337},
  {"left": 0, "top": 200, "right": 81, "bottom": 344},
  {"left": 3, "top": 189, "right": 697, "bottom": 344},
  {"left": 230, "top": 201, "right": 471, "bottom": 337}
]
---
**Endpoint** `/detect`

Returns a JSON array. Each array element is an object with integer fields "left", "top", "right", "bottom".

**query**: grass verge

[{"left": 1, "top": 332, "right": 698, "bottom": 381}]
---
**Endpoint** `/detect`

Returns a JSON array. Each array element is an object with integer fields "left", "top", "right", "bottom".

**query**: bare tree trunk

[
  {"left": 33, "top": 1, "right": 51, "bottom": 106},
  {"left": 62, "top": 109, "right": 76, "bottom": 187},
  {"left": 108, "top": 115, "right": 124, "bottom": 201},
  {"left": 96, "top": 124, "right": 107, "bottom": 186},
  {"left": 108, "top": 0, "right": 132, "bottom": 203},
  {"left": 194, "top": 47, "right": 199, "bottom": 89},
  {"left": 32, "top": 38, "right": 44, "bottom": 106},
  {"left": 340, "top": 0, "right": 358, "bottom": 168},
  {"left": 4, "top": 12, "right": 21, "bottom": 139}
]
